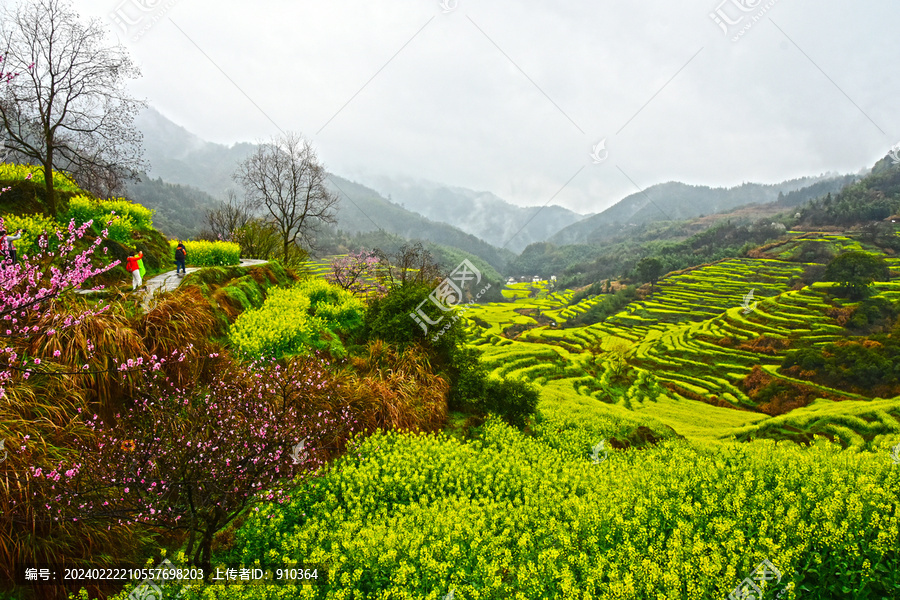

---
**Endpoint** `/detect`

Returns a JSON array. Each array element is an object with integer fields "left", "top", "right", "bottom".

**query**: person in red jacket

[{"left": 126, "top": 250, "right": 144, "bottom": 290}]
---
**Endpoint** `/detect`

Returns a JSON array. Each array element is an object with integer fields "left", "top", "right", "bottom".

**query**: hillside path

[{"left": 140, "top": 259, "right": 268, "bottom": 312}]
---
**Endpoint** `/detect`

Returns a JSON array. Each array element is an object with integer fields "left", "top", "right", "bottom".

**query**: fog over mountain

[{"left": 350, "top": 175, "right": 586, "bottom": 253}]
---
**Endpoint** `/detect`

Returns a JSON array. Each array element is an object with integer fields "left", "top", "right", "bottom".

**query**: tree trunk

[
  {"left": 44, "top": 157, "right": 56, "bottom": 218},
  {"left": 197, "top": 523, "right": 216, "bottom": 580}
]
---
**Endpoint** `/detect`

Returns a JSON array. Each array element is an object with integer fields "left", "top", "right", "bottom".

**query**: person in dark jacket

[{"left": 174, "top": 242, "right": 187, "bottom": 275}]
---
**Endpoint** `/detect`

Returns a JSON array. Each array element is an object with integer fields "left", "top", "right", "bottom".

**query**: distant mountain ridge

[
  {"left": 550, "top": 177, "right": 848, "bottom": 246},
  {"left": 134, "top": 108, "right": 257, "bottom": 198},
  {"left": 351, "top": 175, "right": 585, "bottom": 253},
  {"left": 135, "top": 108, "right": 579, "bottom": 254}
]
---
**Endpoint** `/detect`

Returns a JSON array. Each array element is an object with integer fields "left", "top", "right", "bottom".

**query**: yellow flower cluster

[
  {"left": 0, "top": 213, "right": 60, "bottom": 257},
  {"left": 209, "top": 419, "right": 898, "bottom": 599},
  {"left": 63, "top": 194, "right": 156, "bottom": 242},
  {"left": 0, "top": 163, "right": 81, "bottom": 192},
  {"left": 168, "top": 239, "right": 241, "bottom": 267},
  {"left": 228, "top": 279, "right": 363, "bottom": 359}
]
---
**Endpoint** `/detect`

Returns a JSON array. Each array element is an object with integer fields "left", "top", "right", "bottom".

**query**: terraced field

[{"left": 465, "top": 235, "right": 900, "bottom": 445}]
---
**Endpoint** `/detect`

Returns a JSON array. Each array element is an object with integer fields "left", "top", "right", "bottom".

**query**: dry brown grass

[
  {"left": 20, "top": 297, "right": 145, "bottom": 415},
  {"left": 0, "top": 288, "right": 227, "bottom": 598},
  {"left": 337, "top": 341, "right": 449, "bottom": 433},
  {"left": 0, "top": 379, "right": 148, "bottom": 600},
  {"left": 137, "top": 286, "right": 223, "bottom": 389}
]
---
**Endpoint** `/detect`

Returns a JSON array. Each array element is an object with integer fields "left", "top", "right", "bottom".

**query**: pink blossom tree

[
  {"left": 327, "top": 250, "right": 387, "bottom": 295},
  {"left": 24, "top": 354, "right": 357, "bottom": 574},
  {"left": 0, "top": 216, "right": 121, "bottom": 398}
]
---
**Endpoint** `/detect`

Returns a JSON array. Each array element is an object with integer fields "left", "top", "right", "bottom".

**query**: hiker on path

[
  {"left": 126, "top": 249, "right": 144, "bottom": 290},
  {"left": 0, "top": 229, "right": 23, "bottom": 266},
  {"left": 175, "top": 242, "right": 187, "bottom": 275}
]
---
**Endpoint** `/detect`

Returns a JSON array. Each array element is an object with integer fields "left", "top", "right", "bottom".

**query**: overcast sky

[{"left": 66, "top": 0, "right": 900, "bottom": 214}]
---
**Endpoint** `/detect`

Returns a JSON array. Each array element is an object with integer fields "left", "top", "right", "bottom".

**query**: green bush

[
  {"left": 447, "top": 345, "right": 538, "bottom": 428},
  {"left": 481, "top": 375, "right": 539, "bottom": 428},
  {"left": 364, "top": 281, "right": 466, "bottom": 363}
]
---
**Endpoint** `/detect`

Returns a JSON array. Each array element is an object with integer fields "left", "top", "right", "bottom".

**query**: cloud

[{"left": 71, "top": 0, "right": 900, "bottom": 213}]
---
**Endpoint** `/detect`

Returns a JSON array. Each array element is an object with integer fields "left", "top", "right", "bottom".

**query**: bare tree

[
  {"left": 376, "top": 242, "right": 444, "bottom": 288},
  {"left": 0, "top": 0, "right": 146, "bottom": 215},
  {"left": 204, "top": 189, "right": 253, "bottom": 241},
  {"left": 233, "top": 132, "right": 338, "bottom": 262}
]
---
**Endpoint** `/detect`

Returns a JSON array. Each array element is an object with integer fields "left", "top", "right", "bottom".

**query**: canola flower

[
  {"left": 229, "top": 280, "right": 364, "bottom": 360},
  {"left": 108, "top": 418, "right": 900, "bottom": 599},
  {"left": 168, "top": 239, "right": 241, "bottom": 267}
]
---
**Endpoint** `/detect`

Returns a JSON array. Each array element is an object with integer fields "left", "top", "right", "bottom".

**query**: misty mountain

[
  {"left": 132, "top": 108, "right": 514, "bottom": 270},
  {"left": 325, "top": 175, "right": 515, "bottom": 271},
  {"left": 549, "top": 177, "right": 847, "bottom": 246},
  {"left": 126, "top": 175, "right": 220, "bottom": 242},
  {"left": 135, "top": 107, "right": 257, "bottom": 198},
  {"left": 352, "top": 175, "right": 585, "bottom": 253}
]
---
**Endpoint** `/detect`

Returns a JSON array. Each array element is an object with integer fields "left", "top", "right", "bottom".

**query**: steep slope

[{"left": 135, "top": 107, "right": 256, "bottom": 197}]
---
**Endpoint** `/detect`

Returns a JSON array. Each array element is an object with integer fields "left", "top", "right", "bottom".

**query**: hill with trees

[{"left": 550, "top": 176, "right": 853, "bottom": 246}]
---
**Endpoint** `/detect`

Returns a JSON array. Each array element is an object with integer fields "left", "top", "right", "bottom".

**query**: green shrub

[
  {"left": 447, "top": 345, "right": 538, "bottom": 428},
  {"left": 364, "top": 281, "right": 466, "bottom": 363},
  {"left": 481, "top": 376, "right": 539, "bottom": 428}
]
